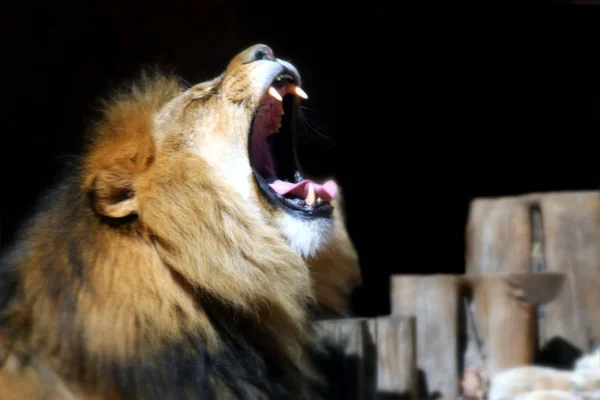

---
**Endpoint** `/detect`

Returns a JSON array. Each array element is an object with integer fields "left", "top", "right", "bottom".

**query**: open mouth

[{"left": 249, "top": 72, "right": 336, "bottom": 218}]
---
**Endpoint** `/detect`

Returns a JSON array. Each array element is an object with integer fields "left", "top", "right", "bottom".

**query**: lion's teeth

[
  {"left": 268, "top": 86, "right": 282, "bottom": 101},
  {"left": 305, "top": 183, "right": 316, "bottom": 206},
  {"left": 317, "top": 197, "right": 322, "bottom": 204},
  {"left": 294, "top": 86, "right": 308, "bottom": 99}
]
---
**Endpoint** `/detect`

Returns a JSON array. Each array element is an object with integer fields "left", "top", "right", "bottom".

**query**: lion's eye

[{"left": 255, "top": 50, "right": 266, "bottom": 60}]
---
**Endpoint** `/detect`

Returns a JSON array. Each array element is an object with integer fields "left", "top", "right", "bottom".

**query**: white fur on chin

[{"left": 278, "top": 212, "right": 334, "bottom": 259}]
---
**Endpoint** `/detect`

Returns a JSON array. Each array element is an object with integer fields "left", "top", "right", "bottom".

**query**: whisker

[
  {"left": 179, "top": 77, "right": 193, "bottom": 89},
  {"left": 297, "top": 109, "right": 330, "bottom": 140}
]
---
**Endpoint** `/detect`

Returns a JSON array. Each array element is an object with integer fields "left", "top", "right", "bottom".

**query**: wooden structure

[
  {"left": 314, "top": 317, "right": 418, "bottom": 399},
  {"left": 315, "top": 191, "right": 599, "bottom": 399},
  {"left": 467, "top": 191, "right": 600, "bottom": 360}
]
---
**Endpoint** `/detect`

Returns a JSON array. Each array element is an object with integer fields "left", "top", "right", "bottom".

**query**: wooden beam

[
  {"left": 314, "top": 317, "right": 418, "bottom": 400},
  {"left": 540, "top": 193, "right": 600, "bottom": 353},
  {"left": 390, "top": 273, "right": 565, "bottom": 395},
  {"left": 390, "top": 275, "right": 462, "bottom": 399},
  {"left": 466, "top": 196, "right": 533, "bottom": 275},
  {"left": 314, "top": 319, "right": 369, "bottom": 399},
  {"left": 466, "top": 191, "right": 600, "bottom": 361},
  {"left": 367, "top": 316, "right": 418, "bottom": 399}
]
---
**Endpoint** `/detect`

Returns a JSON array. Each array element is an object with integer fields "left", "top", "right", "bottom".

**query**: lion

[{"left": 0, "top": 44, "right": 361, "bottom": 399}]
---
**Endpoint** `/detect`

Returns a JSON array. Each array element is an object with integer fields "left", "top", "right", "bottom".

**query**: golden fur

[{"left": 0, "top": 44, "right": 361, "bottom": 399}]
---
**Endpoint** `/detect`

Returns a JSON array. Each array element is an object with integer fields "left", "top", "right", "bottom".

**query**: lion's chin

[{"left": 276, "top": 211, "right": 335, "bottom": 259}]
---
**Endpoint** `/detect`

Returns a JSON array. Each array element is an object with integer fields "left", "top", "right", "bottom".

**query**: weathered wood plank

[
  {"left": 389, "top": 272, "right": 565, "bottom": 398},
  {"left": 540, "top": 192, "right": 600, "bottom": 354},
  {"left": 468, "top": 276, "right": 537, "bottom": 376},
  {"left": 463, "top": 273, "right": 565, "bottom": 375},
  {"left": 466, "top": 197, "right": 533, "bottom": 275},
  {"left": 314, "top": 317, "right": 418, "bottom": 400},
  {"left": 314, "top": 319, "right": 370, "bottom": 400},
  {"left": 367, "top": 316, "right": 418, "bottom": 399},
  {"left": 465, "top": 194, "right": 540, "bottom": 376},
  {"left": 390, "top": 275, "right": 462, "bottom": 399},
  {"left": 466, "top": 191, "right": 599, "bottom": 368}
]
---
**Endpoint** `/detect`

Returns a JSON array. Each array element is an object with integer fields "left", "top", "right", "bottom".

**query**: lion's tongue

[{"left": 269, "top": 179, "right": 338, "bottom": 201}]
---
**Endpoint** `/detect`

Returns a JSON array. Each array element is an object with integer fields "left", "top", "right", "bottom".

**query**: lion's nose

[{"left": 238, "top": 44, "right": 276, "bottom": 64}]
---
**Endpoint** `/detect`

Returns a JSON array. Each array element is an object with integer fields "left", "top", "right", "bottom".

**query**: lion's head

[{"left": 0, "top": 44, "right": 360, "bottom": 398}]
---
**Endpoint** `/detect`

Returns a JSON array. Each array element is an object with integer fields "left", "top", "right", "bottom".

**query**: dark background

[{"left": 1, "top": 1, "right": 599, "bottom": 316}]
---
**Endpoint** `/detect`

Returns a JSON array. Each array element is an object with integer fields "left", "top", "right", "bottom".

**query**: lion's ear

[{"left": 89, "top": 172, "right": 138, "bottom": 219}]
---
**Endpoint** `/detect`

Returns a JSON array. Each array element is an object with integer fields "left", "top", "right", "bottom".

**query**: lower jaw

[{"left": 252, "top": 171, "right": 334, "bottom": 219}]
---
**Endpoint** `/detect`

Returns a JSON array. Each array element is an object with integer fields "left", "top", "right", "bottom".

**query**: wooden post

[
  {"left": 314, "top": 317, "right": 418, "bottom": 400},
  {"left": 540, "top": 193, "right": 600, "bottom": 353},
  {"left": 367, "top": 316, "right": 418, "bottom": 399},
  {"left": 314, "top": 319, "right": 370, "bottom": 400},
  {"left": 389, "top": 273, "right": 564, "bottom": 398},
  {"left": 466, "top": 196, "right": 533, "bottom": 274},
  {"left": 466, "top": 194, "right": 540, "bottom": 375},
  {"left": 466, "top": 191, "right": 600, "bottom": 360},
  {"left": 390, "top": 275, "right": 462, "bottom": 399},
  {"left": 467, "top": 276, "right": 531, "bottom": 376},
  {"left": 464, "top": 273, "right": 565, "bottom": 375},
  {"left": 467, "top": 191, "right": 600, "bottom": 366}
]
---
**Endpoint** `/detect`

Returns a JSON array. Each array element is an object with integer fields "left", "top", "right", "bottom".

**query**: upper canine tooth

[
  {"left": 294, "top": 86, "right": 308, "bottom": 99},
  {"left": 305, "top": 183, "right": 316, "bottom": 205},
  {"left": 268, "top": 86, "right": 282, "bottom": 101}
]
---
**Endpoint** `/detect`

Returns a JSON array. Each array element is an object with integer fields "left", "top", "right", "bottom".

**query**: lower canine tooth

[
  {"left": 305, "top": 183, "right": 316, "bottom": 205},
  {"left": 268, "top": 86, "right": 282, "bottom": 101}
]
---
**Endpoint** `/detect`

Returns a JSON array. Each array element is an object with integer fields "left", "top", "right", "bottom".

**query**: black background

[{"left": 2, "top": 1, "right": 599, "bottom": 316}]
